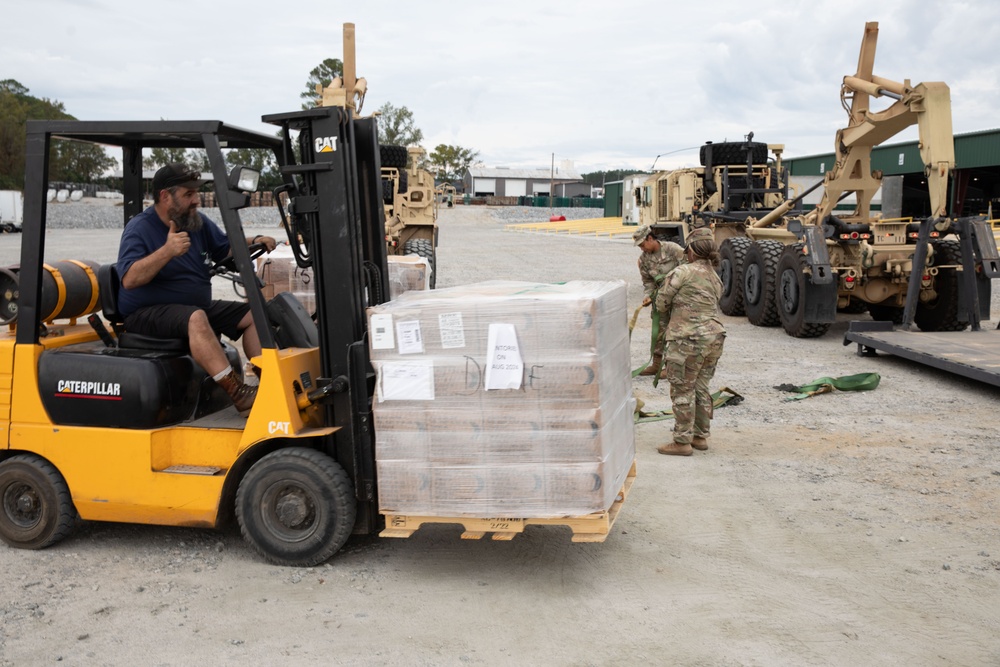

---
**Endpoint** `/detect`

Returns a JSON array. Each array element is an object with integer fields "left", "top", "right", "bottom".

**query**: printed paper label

[{"left": 484, "top": 323, "right": 523, "bottom": 390}]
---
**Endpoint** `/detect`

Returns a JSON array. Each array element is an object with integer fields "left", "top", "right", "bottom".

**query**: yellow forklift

[{"left": 0, "top": 87, "right": 391, "bottom": 565}]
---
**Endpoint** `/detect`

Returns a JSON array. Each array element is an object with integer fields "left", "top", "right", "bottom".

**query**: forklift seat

[{"left": 97, "top": 263, "right": 188, "bottom": 352}]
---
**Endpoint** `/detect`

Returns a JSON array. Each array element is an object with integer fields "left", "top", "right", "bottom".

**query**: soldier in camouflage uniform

[
  {"left": 654, "top": 226, "right": 726, "bottom": 456},
  {"left": 633, "top": 225, "right": 685, "bottom": 377}
]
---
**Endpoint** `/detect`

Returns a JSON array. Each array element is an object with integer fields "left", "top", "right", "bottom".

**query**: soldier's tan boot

[
  {"left": 639, "top": 354, "right": 663, "bottom": 377},
  {"left": 657, "top": 441, "right": 693, "bottom": 456},
  {"left": 691, "top": 436, "right": 709, "bottom": 451},
  {"left": 216, "top": 369, "right": 258, "bottom": 416}
]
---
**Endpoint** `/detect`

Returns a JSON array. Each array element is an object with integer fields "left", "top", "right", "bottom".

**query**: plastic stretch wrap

[{"left": 368, "top": 280, "right": 636, "bottom": 517}]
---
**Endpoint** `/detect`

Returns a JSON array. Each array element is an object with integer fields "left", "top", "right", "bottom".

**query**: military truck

[
  {"left": 639, "top": 21, "right": 998, "bottom": 339},
  {"left": 380, "top": 145, "right": 438, "bottom": 288}
]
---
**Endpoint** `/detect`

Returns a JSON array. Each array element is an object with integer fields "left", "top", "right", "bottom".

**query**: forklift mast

[{"left": 262, "top": 106, "right": 390, "bottom": 535}]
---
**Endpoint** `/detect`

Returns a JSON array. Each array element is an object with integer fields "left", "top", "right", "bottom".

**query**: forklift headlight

[{"left": 229, "top": 167, "right": 260, "bottom": 193}]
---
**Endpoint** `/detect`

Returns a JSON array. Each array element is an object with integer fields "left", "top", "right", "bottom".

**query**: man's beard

[{"left": 170, "top": 201, "right": 203, "bottom": 233}]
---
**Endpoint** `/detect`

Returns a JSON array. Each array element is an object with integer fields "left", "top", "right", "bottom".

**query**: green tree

[
  {"left": 143, "top": 147, "right": 192, "bottom": 171},
  {"left": 376, "top": 102, "right": 424, "bottom": 148},
  {"left": 427, "top": 144, "right": 479, "bottom": 182},
  {"left": 300, "top": 58, "right": 344, "bottom": 109},
  {"left": 49, "top": 139, "right": 116, "bottom": 183},
  {"left": 581, "top": 169, "right": 644, "bottom": 187},
  {"left": 1, "top": 79, "right": 68, "bottom": 188}
]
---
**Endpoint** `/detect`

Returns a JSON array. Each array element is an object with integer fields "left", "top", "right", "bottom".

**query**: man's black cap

[{"left": 153, "top": 163, "right": 206, "bottom": 193}]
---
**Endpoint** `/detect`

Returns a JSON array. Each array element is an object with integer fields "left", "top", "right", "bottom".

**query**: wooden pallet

[{"left": 380, "top": 460, "right": 636, "bottom": 543}]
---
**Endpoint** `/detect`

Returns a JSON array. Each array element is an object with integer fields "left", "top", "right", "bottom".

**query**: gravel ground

[{"left": 0, "top": 200, "right": 998, "bottom": 665}]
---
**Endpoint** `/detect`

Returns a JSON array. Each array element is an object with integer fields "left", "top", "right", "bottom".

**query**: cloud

[{"left": 4, "top": 0, "right": 1000, "bottom": 174}]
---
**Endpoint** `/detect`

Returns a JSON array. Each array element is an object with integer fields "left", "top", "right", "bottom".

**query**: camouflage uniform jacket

[
  {"left": 638, "top": 242, "right": 685, "bottom": 300},
  {"left": 655, "top": 259, "right": 726, "bottom": 340}
]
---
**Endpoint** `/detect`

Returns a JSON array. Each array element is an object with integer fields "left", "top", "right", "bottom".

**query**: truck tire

[
  {"left": 839, "top": 297, "right": 868, "bottom": 314},
  {"left": 404, "top": 238, "right": 436, "bottom": 289},
  {"left": 915, "top": 239, "right": 966, "bottom": 332},
  {"left": 382, "top": 178, "right": 394, "bottom": 204},
  {"left": 700, "top": 141, "right": 769, "bottom": 167},
  {"left": 776, "top": 244, "right": 832, "bottom": 338},
  {"left": 743, "top": 240, "right": 783, "bottom": 327},
  {"left": 380, "top": 144, "right": 407, "bottom": 170},
  {"left": 868, "top": 303, "right": 904, "bottom": 324},
  {"left": 236, "top": 448, "right": 356, "bottom": 567},
  {"left": 0, "top": 454, "right": 77, "bottom": 550},
  {"left": 397, "top": 170, "right": 408, "bottom": 195},
  {"left": 718, "top": 237, "right": 751, "bottom": 316}
]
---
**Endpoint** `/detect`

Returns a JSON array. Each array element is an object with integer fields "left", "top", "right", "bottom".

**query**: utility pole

[{"left": 549, "top": 153, "right": 555, "bottom": 215}]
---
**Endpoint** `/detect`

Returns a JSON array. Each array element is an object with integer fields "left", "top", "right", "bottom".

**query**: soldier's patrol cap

[
  {"left": 632, "top": 225, "right": 652, "bottom": 246},
  {"left": 685, "top": 226, "right": 715, "bottom": 245}
]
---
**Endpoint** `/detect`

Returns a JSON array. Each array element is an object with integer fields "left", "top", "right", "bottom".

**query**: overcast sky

[{"left": 5, "top": 0, "right": 1000, "bottom": 174}]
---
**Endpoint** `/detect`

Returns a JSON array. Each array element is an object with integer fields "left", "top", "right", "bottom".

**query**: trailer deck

[{"left": 843, "top": 321, "right": 1000, "bottom": 387}]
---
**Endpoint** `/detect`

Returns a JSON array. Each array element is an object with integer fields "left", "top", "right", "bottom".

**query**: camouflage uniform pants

[{"left": 663, "top": 333, "right": 726, "bottom": 445}]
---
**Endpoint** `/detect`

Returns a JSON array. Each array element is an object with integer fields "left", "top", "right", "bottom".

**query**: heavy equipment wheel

[
  {"left": 380, "top": 144, "right": 408, "bottom": 170},
  {"left": 915, "top": 239, "right": 966, "bottom": 332},
  {"left": 718, "top": 237, "right": 751, "bottom": 316},
  {"left": 839, "top": 297, "right": 868, "bottom": 314},
  {"left": 397, "top": 170, "right": 408, "bottom": 195},
  {"left": 776, "top": 244, "right": 832, "bottom": 338},
  {"left": 700, "top": 141, "right": 769, "bottom": 166},
  {"left": 236, "top": 448, "right": 356, "bottom": 567},
  {"left": 743, "top": 240, "right": 783, "bottom": 327},
  {"left": 0, "top": 454, "right": 76, "bottom": 550},
  {"left": 404, "top": 238, "right": 436, "bottom": 289},
  {"left": 868, "top": 303, "right": 904, "bottom": 324}
]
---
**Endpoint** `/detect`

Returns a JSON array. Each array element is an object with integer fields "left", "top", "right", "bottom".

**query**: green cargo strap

[
  {"left": 774, "top": 372, "right": 881, "bottom": 401},
  {"left": 634, "top": 387, "right": 744, "bottom": 423},
  {"left": 631, "top": 274, "right": 668, "bottom": 379}
]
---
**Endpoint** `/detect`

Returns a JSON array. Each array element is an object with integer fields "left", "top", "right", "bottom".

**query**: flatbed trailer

[{"left": 843, "top": 320, "right": 1000, "bottom": 387}]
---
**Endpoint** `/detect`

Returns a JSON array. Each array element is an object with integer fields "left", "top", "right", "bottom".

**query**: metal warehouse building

[
  {"left": 464, "top": 163, "right": 588, "bottom": 198},
  {"left": 783, "top": 129, "right": 1000, "bottom": 218}
]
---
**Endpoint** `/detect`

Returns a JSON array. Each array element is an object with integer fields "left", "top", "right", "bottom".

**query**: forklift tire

[
  {"left": 0, "top": 454, "right": 77, "bottom": 550},
  {"left": 742, "top": 240, "right": 783, "bottom": 327},
  {"left": 776, "top": 244, "right": 832, "bottom": 338},
  {"left": 236, "top": 448, "right": 356, "bottom": 567},
  {"left": 403, "top": 238, "right": 436, "bottom": 289},
  {"left": 380, "top": 144, "right": 408, "bottom": 170},
  {"left": 718, "top": 237, "right": 751, "bottom": 316},
  {"left": 915, "top": 239, "right": 966, "bottom": 332}
]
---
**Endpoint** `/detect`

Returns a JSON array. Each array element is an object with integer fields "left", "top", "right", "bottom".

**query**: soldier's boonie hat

[
  {"left": 632, "top": 225, "right": 651, "bottom": 246},
  {"left": 685, "top": 226, "right": 715, "bottom": 245}
]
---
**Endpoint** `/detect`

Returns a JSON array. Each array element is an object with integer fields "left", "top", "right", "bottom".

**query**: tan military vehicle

[
  {"left": 639, "top": 21, "right": 998, "bottom": 338},
  {"left": 381, "top": 145, "right": 438, "bottom": 287}
]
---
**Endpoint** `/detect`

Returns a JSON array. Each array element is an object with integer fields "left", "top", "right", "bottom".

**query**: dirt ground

[{"left": 0, "top": 204, "right": 998, "bottom": 666}]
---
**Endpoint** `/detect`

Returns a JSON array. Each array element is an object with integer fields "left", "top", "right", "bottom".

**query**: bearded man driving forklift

[{"left": 116, "top": 163, "right": 277, "bottom": 415}]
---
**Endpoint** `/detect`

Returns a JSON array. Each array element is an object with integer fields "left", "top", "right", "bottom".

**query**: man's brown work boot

[
  {"left": 217, "top": 369, "right": 258, "bottom": 416},
  {"left": 639, "top": 354, "right": 663, "bottom": 377},
  {"left": 657, "top": 441, "right": 693, "bottom": 456},
  {"left": 691, "top": 436, "right": 709, "bottom": 451}
]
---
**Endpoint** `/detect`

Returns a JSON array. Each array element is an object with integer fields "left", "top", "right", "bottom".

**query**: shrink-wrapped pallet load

[{"left": 368, "top": 280, "right": 636, "bottom": 518}]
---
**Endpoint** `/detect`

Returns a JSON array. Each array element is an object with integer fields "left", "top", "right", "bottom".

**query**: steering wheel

[{"left": 209, "top": 241, "right": 269, "bottom": 276}]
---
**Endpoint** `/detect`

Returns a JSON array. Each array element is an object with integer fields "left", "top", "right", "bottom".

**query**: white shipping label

[
  {"left": 396, "top": 320, "right": 424, "bottom": 354},
  {"left": 370, "top": 313, "right": 394, "bottom": 350},
  {"left": 438, "top": 312, "right": 466, "bottom": 349},
  {"left": 378, "top": 361, "right": 435, "bottom": 401},
  {"left": 484, "top": 323, "right": 523, "bottom": 390}
]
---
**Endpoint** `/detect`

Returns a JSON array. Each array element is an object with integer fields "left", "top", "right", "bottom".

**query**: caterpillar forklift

[{"left": 0, "top": 26, "right": 393, "bottom": 566}]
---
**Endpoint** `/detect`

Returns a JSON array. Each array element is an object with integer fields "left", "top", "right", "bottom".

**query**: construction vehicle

[
  {"left": 0, "top": 25, "right": 630, "bottom": 566},
  {"left": 640, "top": 21, "right": 998, "bottom": 339}
]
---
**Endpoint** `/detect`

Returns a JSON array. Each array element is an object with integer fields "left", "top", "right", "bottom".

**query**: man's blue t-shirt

[{"left": 117, "top": 207, "right": 231, "bottom": 317}]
